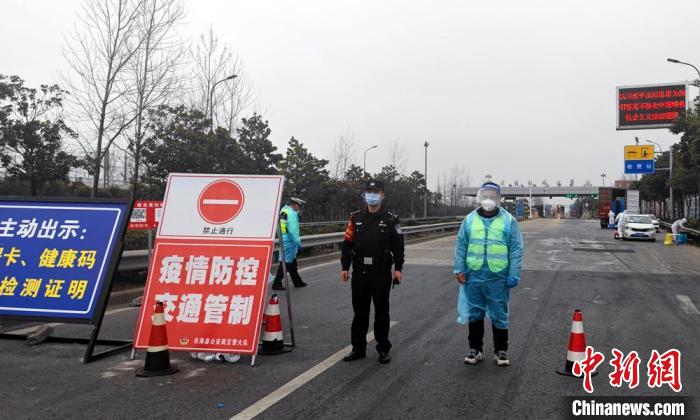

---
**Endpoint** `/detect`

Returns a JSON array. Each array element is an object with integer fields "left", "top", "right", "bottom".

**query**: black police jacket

[{"left": 340, "top": 207, "right": 405, "bottom": 272}]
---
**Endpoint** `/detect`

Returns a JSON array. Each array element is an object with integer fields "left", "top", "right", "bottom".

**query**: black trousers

[
  {"left": 468, "top": 320, "right": 508, "bottom": 353},
  {"left": 272, "top": 259, "right": 304, "bottom": 286},
  {"left": 351, "top": 269, "right": 392, "bottom": 354}
]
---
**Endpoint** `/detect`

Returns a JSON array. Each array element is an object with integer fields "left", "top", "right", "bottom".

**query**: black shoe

[
  {"left": 293, "top": 282, "right": 308, "bottom": 288},
  {"left": 271, "top": 284, "right": 285, "bottom": 291},
  {"left": 342, "top": 350, "right": 366, "bottom": 361},
  {"left": 378, "top": 352, "right": 391, "bottom": 364}
]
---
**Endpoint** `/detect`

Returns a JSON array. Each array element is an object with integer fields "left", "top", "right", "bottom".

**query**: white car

[
  {"left": 646, "top": 214, "right": 660, "bottom": 232},
  {"left": 621, "top": 214, "right": 657, "bottom": 241}
]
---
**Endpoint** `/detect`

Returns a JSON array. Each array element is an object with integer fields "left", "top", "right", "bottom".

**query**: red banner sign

[
  {"left": 134, "top": 241, "right": 272, "bottom": 353},
  {"left": 128, "top": 200, "right": 162, "bottom": 230}
]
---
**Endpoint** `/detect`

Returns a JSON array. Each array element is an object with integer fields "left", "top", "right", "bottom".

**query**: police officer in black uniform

[{"left": 340, "top": 179, "right": 405, "bottom": 364}]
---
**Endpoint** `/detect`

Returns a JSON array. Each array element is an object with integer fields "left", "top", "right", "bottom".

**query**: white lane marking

[
  {"left": 298, "top": 260, "right": 336, "bottom": 273},
  {"left": 267, "top": 260, "right": 338, "bottom": 284},
  {"left": 202, "top": 199, "right": 239, "bottom": 205},
  {"left": 5, "top": 306, "right": 138, "bottom": 335},
  {"left": 230, "top": 321, "right": 398, "bottom": 420},
  {"left": 676, "top": 295, "right": 700, "bottom": 315}
]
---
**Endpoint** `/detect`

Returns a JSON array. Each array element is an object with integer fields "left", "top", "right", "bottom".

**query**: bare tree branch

[
  {"left": 387, "top": 138, "right": 408, "bottom": 175},
  {"left": 125, "top": 0, "right": 187, "bottom": 193},
  {"left": 61, "top": 0, "right": 145, "bottom": 195},
  {"left": 189, "top": 27, "right": 255, "bottom": 131},
  {"left": 330, "top": 129, "right": 358, "bottom": 179}
]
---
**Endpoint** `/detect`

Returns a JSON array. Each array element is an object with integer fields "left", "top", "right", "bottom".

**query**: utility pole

[
  {"left": 423, "top": 141, "right": 429, "bottom": 218},
  {"left": 363, "top": 145, "right": 378, "bottom": 177},
  {"left": 666, "top": 57, "right": 700, "bottom": 219},
  {"left": 670, "top": 146, "right": 674, "bottom": 219},
  {"left": 646, "top": 139, "right": 674, "bottom": 220},
  {"left": 209, "top": 74, "right": 237, "bottom": 132}
]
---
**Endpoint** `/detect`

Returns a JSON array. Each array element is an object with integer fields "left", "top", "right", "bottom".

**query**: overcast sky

[{"left": 3, "top": 0, "right": 699, "bottom": 189}]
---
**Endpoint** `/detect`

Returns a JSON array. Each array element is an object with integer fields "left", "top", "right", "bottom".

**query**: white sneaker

[
  {"left": 464, "top": 349, "right": 483, "bottom": 365},
  {"left": 216, "top": 353, "right": 241, "bottom": 363},
  {"left": 494, "top": 351, "right": 510, "bottom": 366},
  {"left": 190, "top": 352, "right": 216, "bottom": 363}
]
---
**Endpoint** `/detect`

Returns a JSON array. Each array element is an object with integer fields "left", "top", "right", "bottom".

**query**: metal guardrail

[{"left": 117, "top": 221, "right": 462, "bottom": 272}]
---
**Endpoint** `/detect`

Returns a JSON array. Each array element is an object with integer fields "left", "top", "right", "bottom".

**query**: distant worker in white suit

[
  {"left": 615, "top": 210, "right": 627, "bottom": 238},
  {"left": 671, "top": 218, "right": 687, "bottom": 235}
]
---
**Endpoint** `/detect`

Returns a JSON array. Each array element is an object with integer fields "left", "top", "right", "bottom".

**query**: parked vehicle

[
  {"left": 598, "top": 187, "right": 627, "bottom": 228},
  {"left": 644, "top": 214, "right": 660, "bottom": 232},
  {"left": 621, "top": 214, "right": 656, "bottom": 241}
]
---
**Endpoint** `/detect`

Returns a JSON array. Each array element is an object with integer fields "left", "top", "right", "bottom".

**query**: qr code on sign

[{"left": 130, "top": 208, "right": 147, "bottom": 222}]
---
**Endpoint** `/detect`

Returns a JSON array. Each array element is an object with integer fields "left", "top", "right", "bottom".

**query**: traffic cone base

[
  {"left": 136, "top": 301, "right": 179, "bottom": 377},
  {"left": 556, "top": 365, "right": 598, "bottom": 377},
  {"left": 136, "top": 353, "right": 179, "bottom": 377},
  {"left": 258, "top": 339, "right": 290, "bottom": 355}
]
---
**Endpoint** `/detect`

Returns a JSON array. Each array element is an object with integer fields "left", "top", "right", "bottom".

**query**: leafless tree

[
  {"left": 386, "top": 138, "right": 408, "bottom": 175},
  {"left": 330, "top": 129, "right": 358, "bottom": 179},
  {"left": 62, "top": 0, "right": 145, "bottom": 196},
  {"left": 448, "top": 164, "right": 470, "bottom": 209},
  {"left": 127, "top": 0, "right": 187, "bottom": 193},
  {"left": 189, "top": 27, "right": 254, "bottom": 131}
]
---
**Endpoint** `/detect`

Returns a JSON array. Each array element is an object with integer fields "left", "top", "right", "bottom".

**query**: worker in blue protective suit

[
  {"left": 453, "top": 182, "right": 524, "bottom": 367},
  {"left": 272, "top": 197, "right": 308, "bottom": 290}
]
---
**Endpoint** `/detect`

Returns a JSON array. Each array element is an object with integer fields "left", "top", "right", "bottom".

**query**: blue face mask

[{"left": 364, "top": 192, "right": 382, "bottom": 206}]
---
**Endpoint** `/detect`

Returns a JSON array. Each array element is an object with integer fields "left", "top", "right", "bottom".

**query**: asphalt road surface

[{"left": 1, "top": 218, "right": 698, "bottom": 419}]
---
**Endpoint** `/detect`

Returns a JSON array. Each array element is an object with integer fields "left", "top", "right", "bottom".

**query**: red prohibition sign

[{"left": 197, "top": 180, "right": 245, "bottom": 224}]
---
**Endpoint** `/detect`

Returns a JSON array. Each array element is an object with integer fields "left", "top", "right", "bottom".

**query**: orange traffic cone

[
  {"left": 258, "top": 294, "right": 290, "bottom": 355},
  {"left": 556, "top": 309, "right": 596, "bottom": 377},
  {"left": 136, "top": 301, "right": 179, "bottom": 377}
]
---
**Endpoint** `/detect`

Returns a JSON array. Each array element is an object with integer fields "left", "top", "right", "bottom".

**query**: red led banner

[{"left": 616, "top": 83, "right": 687, "bottom": 130}]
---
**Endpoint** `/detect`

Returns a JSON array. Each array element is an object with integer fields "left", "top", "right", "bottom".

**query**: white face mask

[{"left": 481, "top": 199, "right": 497, "bottom": 212}]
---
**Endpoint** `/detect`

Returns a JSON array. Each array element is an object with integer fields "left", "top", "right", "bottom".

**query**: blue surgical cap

[{"left": 479, "top": 182, "right": 501, "bottom": 194}]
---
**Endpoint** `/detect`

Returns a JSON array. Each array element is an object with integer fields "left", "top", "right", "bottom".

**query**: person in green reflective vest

[
  {"left": 453, "top": 182, "right": 524, "bottom": 367},
  {"left": 272, "top": 197, "right": 308, "bottom": 290}
]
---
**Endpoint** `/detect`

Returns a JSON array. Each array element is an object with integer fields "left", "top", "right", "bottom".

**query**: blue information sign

[
  {"left": 624, "top": 159, "right": 655, "bottom": 175},
  {"left": 0, "top": 200, "right": 129, "bottom": 322}
]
